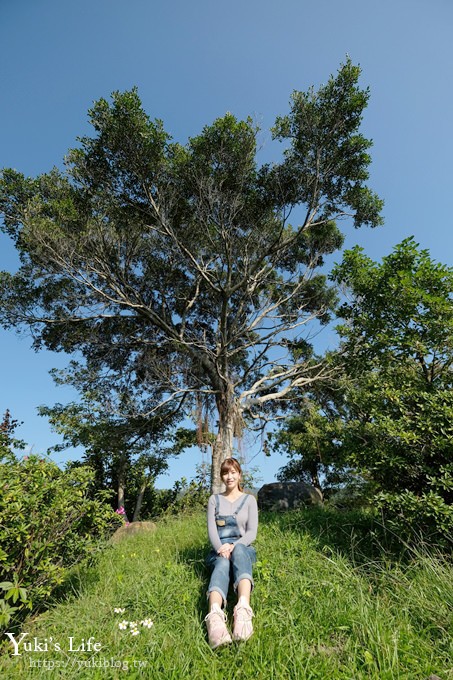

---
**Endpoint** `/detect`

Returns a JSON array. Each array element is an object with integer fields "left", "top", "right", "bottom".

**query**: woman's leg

[
  {"left": 208, "top": 590, "right": 224, "bottom": 609},
  {"left": 237, "top": 578, "right": 252, "bottom": 603},
  {"left": 230, "top": 544, "right": 256, "bottom": 596},
  {"left": 206, "top": 553, "right": 230, "bottom": 608},
  {"left": 230, "top": 544, "right": 255, "bottom": 642},
  {"left": 205, "top": 554, "right": 232, "bottom": 649}
]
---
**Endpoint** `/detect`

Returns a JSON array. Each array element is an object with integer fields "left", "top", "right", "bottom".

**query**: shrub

[
  {"left": 376, "top": 489, "right": 453, "bottom": 548},
  {"left": 0, "top": 452, "right": 121, "bottom": 629}
]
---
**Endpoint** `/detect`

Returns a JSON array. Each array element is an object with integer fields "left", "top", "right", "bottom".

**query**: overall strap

[
  {"left": 234, "top": 493, "right": 249, "bottom": 516},
  {"left": 215, "top": 494, "right": 220, "bottom": 515}
]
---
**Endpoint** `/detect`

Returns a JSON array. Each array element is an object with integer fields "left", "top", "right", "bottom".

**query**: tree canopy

[
  {"left": 278, "top": 238, "right": 453, "bottom": 539},
  {"left": 333, "top": 238, "right": 453, "bottom": 533},
  {"left": 0, "top": 60, "right": 382, "bottom": 491}
]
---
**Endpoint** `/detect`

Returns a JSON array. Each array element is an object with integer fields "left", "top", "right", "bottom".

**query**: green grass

[{"left": 1, "top": 509, "right": 452, "bottom": 679}]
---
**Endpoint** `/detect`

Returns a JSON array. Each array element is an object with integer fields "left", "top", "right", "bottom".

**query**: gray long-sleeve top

[{"left": 207, "top": 493, "right": 258, "bottom": 552}]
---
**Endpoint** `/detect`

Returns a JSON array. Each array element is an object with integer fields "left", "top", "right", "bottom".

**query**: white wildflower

[
  {"left": 140, "top": 618, "right": 154, "bottom": 628},
  {"left": 118, "top": 620, "right": 128, "bottom": 630},
  {"left": 114, "top": 607, "right": 126, "bottom": 614}
]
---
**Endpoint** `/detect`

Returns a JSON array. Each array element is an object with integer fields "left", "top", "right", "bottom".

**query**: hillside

[{"left": 1, "top": 509, "right": 451, "bottom": 679}]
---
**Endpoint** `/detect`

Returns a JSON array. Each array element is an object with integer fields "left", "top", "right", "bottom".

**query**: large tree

[{"left": 0, "top": 60, "right": 382, "bottom": 492}]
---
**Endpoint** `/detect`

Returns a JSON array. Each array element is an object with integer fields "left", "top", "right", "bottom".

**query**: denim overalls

[
  {"left": 206, "top": 494, "right": 256, "bottom": 604},
  {"left": 215, "top": 493, "right": 249, "bottom": 544}
]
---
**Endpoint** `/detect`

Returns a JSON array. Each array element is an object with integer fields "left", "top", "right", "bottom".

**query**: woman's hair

[{"left": 220, "top": 457, "right": 244, "bottom": 491}]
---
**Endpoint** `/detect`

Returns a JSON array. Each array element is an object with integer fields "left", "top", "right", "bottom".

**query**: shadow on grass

[
  {"left": 48, "top": 543, "right": 115, "bottom": 609},
  {"left": 177, "top": 542, "right": 211, "bottom": 619},
  {"left": 258, "top": 506, "right": 411, "bottom": 567}
]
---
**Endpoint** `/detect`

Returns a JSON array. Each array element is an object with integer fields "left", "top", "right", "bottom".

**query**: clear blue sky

[{"left": 1, "top": 0, "right": 452, "bottom": 486}]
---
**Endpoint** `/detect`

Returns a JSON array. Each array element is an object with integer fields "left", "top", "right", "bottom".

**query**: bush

[
  {"left": 376, "top": 489, "right": 453, "bottom": 548},
  {"left": 0, "top": 452, "right": 121, "bottom": 629}
]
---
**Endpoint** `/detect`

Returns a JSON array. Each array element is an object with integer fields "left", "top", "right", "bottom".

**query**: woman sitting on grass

[{"left": 204, "top": 457, "right": 258, "bottom": 649}]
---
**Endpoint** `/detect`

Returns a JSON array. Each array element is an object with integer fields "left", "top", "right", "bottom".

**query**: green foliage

[
  {"left": 272, "top": 59, "right": 383, "bottom": 228},
  {"left": 274, "top": 239, "right": 453, "bottom": 541},
  {"left": 40, "top": 397, "right": 177, "bottom": 519},
  {"left": 158, "top": 478, "right": 210, "bottom": 516},
  {"left": 149, "top": 465, "right": 211, "bottom": 518},
  {"left": 272, "top": 394, "right": 350, "bottom": 494},
  {"left": 1, "top": 510, "right": 451, "bottom": 679},
  {"left": 0, "top": 452, "right": 121, "bottom": 629},
  {"left": 0, "top": 61, "right": 382, "bottom": 492},
  {"left": 331, "top": 238, "right": 453, "bottom": 542},
  {"left": 0, "top": 579, "right": 28, "bottom": 629},
  {"left": 0, "top": 410, "right": 25, "bottom": 459},
  {"left": 376, "top": 489, "right": 453, "bottom": 541}
]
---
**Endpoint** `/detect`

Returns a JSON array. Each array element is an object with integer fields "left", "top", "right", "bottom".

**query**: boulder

[
  {"left": 110, "top": 520, "right": 157, "bottom": 544},
  {"left": 257, "top": 482, "right": 323, "bottom": 511}
]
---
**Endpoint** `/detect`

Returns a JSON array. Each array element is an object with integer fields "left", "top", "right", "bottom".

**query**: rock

[
  {"left": 257, "top": 482, "right": 323, "bottom": 511},
  {"left": 424, "top": 676, "right": 442, "bottom": 680},
  {"left": 110, "top": 521, "right": 157, "bottom": 543}
]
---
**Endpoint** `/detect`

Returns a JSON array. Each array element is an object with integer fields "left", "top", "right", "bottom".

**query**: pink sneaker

[
  {"left": 233, "top": 598, "right": 254, "bottom": 642},
  {"left": 204, "top": 604, "right": 232, "bottom": 649}
]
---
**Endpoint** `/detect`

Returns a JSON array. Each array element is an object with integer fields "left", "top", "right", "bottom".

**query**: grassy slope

[{"left": 1, "top": 509, "right": 452, "bottom": 679}]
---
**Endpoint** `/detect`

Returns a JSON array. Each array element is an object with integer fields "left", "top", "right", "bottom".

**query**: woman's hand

[{"left": 217, "top": 543, "right": 234, "bottom": 559}]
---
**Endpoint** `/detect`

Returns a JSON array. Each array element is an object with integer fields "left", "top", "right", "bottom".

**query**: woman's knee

[
  {"left": 231, "top": 543, "right": 252, "bottom": 568},
  {"left": 212, "top": 556, "right": 231, "bottom": 574},
  {"left": 231, "top": 543, "right": 247, "bottom": 555},
  {"left": 231, "top": 543, "right": 247, "bottom": 558}
]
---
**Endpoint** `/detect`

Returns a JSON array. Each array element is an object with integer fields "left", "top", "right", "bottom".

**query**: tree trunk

[
  {"left": 132, "top": 480, "right": 147, "bottom": 522},
  {"left": 309, "top": 464, "right": 324, "bottom": 502},
  {"left": 117, "top": 456, "right": 129, "bottom": 522},
  {"left": 210, "top": 390, "right": 235, "bottom": 494},
  {"left": 118, "top": 478, "right": 125, "bottom": 510}
]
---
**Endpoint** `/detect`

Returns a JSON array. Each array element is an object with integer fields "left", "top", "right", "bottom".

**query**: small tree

[
  {"left": 40, "top": 395, "right": 178, "bottom": 521},
  {"left": 0, "top": 60, "right": 382, "bottom": 492},
  {"left": 273, "top": 395, "right": 349, "bottom": 497}
]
